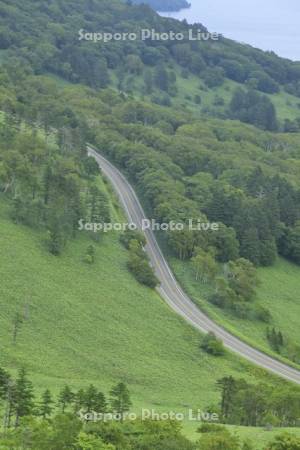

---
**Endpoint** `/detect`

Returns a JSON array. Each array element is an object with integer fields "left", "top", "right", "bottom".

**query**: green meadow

[
  {"left": 0, "top": 195, "right": 273, "bottom": 409},
  {"left": 170, "top": 255, "right": 300, "bottom": 368}
]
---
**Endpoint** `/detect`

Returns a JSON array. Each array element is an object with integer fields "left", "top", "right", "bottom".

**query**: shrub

[{"left": 201, "top": 332, "right": 225, "bottom": 356}]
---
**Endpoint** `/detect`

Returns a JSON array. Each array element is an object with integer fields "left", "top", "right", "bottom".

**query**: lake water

[{"left": 159, "top": 0, "right": 300, "bottom": 61}]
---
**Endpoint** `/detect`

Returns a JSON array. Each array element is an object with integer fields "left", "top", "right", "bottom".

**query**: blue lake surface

[{"left": 160, "top": 0, "right": 300, "bottom": 61}]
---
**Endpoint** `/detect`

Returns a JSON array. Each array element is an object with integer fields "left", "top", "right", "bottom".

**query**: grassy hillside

[
  {"left": 0, "top": 192, "right": 274, "bottom": 412},
  {"left": 1, "top": 189, "right": 300, "bottom": 447},
  {"left": 108, "top": 65, "right": 300, "bottom": 122},
  {"left": 169, "top": 255, "right": 300, "bottom": 368}
]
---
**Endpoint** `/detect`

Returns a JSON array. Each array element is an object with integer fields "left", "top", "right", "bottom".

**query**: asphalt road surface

[{"left": 88, "top": 146, "right": 300, "bottom": 385}]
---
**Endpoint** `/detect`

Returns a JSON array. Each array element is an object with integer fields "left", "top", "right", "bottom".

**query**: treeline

[
  {"left": 230, "top": 88, "right": 278, "bottom": 131},
  {"left": 207, "top": 258, "right": 265, "bottom": 321},
  {"left": 0, "top": 366, "right": 132, "bottom": 428},
  {"left": 266, "top": 327, "right": 300, "bottom": 365},
  {"left": 0, "top": 114, "right": 111, "bottom": 256},
  {"left": 0, "top": 366, "right": 299, "bottom": 449},
  {"left": 217, "top": 376, "right": 300, "bottom": 427},
  {"left": 230, "top": 86, "right": 300, "bottom": 133}
]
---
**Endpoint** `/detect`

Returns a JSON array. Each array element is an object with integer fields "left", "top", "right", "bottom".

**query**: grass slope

[
  {"left": 170, "top": 255, "right": 300, "bottom": 368},
  {"left": 108, "top": 66, "right": 300, "bottom": 122},
  {"left": 0, "top": 194, "right": 273, "bottom": 412}
]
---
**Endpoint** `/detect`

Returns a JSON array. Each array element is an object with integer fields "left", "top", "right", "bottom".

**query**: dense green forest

[
  {"left": 1, "top": 0, "right": 300, "bottom": 447},
  {"left": 1, "top": 0, "right": 300, "bottom": 130}
]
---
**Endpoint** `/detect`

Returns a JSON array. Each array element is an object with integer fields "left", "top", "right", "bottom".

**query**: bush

[
  {"left": 84, "top": 245, "right": 96, "bottom": 264},
  {"left": 254, "top": 305, "right": 272, "bottom": 323},
  {"left": 201, "top": 332, "right": 225, "bottom": 356},
  {"left": 120, "top": 229, "right": 146, "bottom": 249},
  {"left": 198, "top": 423, "right": 226, "bottom": 433},
  {"left": 128, "top": 254, "right": 159, "bottom": 288},
  {"left": 122, "top": 231, "right": 158, "bottom": 288}
]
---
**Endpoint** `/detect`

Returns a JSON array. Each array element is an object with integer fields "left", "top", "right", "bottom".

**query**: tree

[
  {"left": 226, "top": 258, "right": 259, "bottom": 302},
  {"left": 58, "top": 386, "right": 74, "bottom": 413},
  {"left": 14, "top": 368, "right": 35, "bottom": 427},
  {"left": 125, "top": 55, "right": 143, "bottom": 75},
  {"left": 12, "top": 312, "right": 23, "bottom": 345},
  {"left": 88, "top": 186, "right": 110, "bottom": 224},
  {"left": 230, "top": 88, "right": 278, "bottom": 131},
  {"left": 0, "top": 367, "right": 10, "bottom": 401},
  {"left": 240, "top": 384, "right": 267, "bottom": 426},
  {"left": 143, "top": 70, "right": 153, "bottom": 94},
  {"left": 3, "top": 379, "right": 16, "bottom": 429},
  {"left": 154, "top": 66, "right": 169, "bottom": 92},
  {"left": 168, "top": 229, "right": 197, "bottom": 260},
  {"left": 94, "top": 391, "right": 108, "bottom": 414},
  {"left": 267, "top": 328, "right": 284, "bottom": 353},
  {"left": 39, "top": 389, "right": 54, "bottom": 419},
  {"left": 191, "top": 249, "right": 218, "bottom": 283},
  {"left": 83, "top": 385, "right": 107, "bottom": 414},
  {"left": 286, "top": 221, "right": 300, "bottom": 264},
  {"left": 222, "top": 60, "right": 246, "bottom": 83},
  {"left": 73, "top": 389, "right": 86, "bottom": 414},
  {"left": 209, "top": 276, "right": 235, "bottom": 309},
  {"left": 47, "top": 219, "right": 66, "bottom": 256},
  {"left": 120, "top": 229, "right": 146, "bottom": 249},
  {"left": 110, "top": 383, "right": 132, "bottom": 421},
  {"left": 239, "top": 227, "right": 261, "bottom": 266},
  {"left": 210, "top": 224, "right": 239, "bottom": 263},
  {"left": 247, "top": 70, "right": 279, "bottom": 94},
  {"left": 216, "top": 376, "right": 237, "bottom": 421},
  {"left": 128, "top": 253, "right": 159, "bottom": 288},
  {"left": 83, "top": 156, "right": 100, "bottom": 178},
  {"left": 202, "top": 67, "right": 225, "bottom": 88},
  {"left": 0, "top": 367, "right": 11, "bottom": 429}
]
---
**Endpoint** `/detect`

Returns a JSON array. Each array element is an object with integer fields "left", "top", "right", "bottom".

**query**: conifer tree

[
  {"left": 58, "top": 385, "right": 74, "bottom": 413},
  {"left": 14, "top": 368, "right": 35, "bottom": 427},
  {"left": 39, "top": 389, "right": 53, "bottom": 419},
  {"left": 110, "top": 382, "right": 132, "bottom": 421}
]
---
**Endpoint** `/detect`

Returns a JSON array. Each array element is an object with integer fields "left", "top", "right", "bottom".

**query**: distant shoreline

[
  {"left": 158, "top": 0, "right": 299, "bottom": 60},
  {"left": 133, "top": 0, "right": 191, "bottom": 13},
  {"left": 158, "top": 1, "right": 191, "bottom": 12}
]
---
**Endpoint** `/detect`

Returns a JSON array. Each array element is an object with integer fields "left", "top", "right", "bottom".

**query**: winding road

[{"left": 88, "top": 146, "right": 300, "bottom": 385}]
